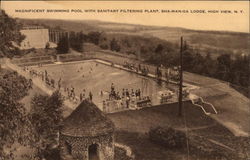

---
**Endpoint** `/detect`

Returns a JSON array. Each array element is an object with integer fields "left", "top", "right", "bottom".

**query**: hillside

[{"left": 19, "top": 18, "right": 249, "bottom": 58}]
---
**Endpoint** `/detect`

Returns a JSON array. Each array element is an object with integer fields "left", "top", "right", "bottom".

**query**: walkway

[
  {"left": 3, "top": 59, "right": 78, "bottom": 116},
  {"left": 114, "top": 143, "right": 134, "bottom": 159}
]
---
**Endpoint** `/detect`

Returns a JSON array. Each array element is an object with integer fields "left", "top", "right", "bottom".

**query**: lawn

[
  {"left": 108, "top": 101, "right": 216, "bottom": 133},
  {"left": 115, "top": 130, "right": 187, "bottom": 160},
  {"left": 108, "top": 101, "right": 249, "bottom": 160}
]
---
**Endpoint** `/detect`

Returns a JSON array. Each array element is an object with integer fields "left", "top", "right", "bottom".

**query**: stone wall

[{"left": 60, "top": 133, "right": 114, "bottom": 160}]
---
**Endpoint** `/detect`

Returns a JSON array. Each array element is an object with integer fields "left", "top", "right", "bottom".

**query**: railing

[
  {"left": 102, "top": 99, "right": 130, "bottom": 113},
  {"left": 191, "top": 98, "right": 211, "bottom": 115},
  {"left": 11, "top": 55, "right": 54, "bottom": 66},
  {"left": 200, "top": 97, "right": 218, "bottom": 114},
  {"left": 191, "top": 96, "right": 218, "bottom": 115}
]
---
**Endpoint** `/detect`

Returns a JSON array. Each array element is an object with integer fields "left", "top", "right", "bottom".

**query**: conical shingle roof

[{"left": 61, "top": 100, "right": 114, "bottom": 137}]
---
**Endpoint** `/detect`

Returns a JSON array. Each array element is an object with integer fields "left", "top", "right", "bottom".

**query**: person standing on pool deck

[
  {"left": 126, "top": 89, "right": 130, "bottom": 97},
  {"left": 122, "top": 89, "right": 125, "bottom": 98},
  {"left": 126, "top": 96, "right": 130, "bottom": 108},
  {"left": 89, "top": 91, "right": 93, "bottom": 101},
  {"left": 131, "top": 89, "right": 135, "bottom": 97},
  {"left": 80, "top": 93, "right": 83, "bottom": 102},
  {"left": 45, "top": 70, "right": 48, "bottom": 79},
  {"left": 138, "top": 89, "right": 141, "bottom": 99},
  {"left": 58, "top": 78, "right": 61, "bottom": 90},
  {"left": 41, "top": 72, "right": 44, "bottom": 81},
  {"left": 82, "top": 89, "right": 86, "bottom": 99},
  {"left": 70, "top": 86, "right": 75, "bottom": 98},
  {"left": 111, "top": 83, "right": 115, "bottom": 92}
]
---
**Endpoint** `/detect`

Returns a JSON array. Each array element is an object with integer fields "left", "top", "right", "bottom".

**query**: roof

[{"left": 61, "top": 100, "right": 114, "bottom": 137}]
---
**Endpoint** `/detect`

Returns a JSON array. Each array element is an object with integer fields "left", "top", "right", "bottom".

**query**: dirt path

[
  {"left": 176, "top": 123, "right": 216, "bottom": 132},
  {"left": 207, "top": 138, "right": 236, "bottom": 152}
]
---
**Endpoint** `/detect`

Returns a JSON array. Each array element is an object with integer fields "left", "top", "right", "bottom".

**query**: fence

[
  {"left": 102, "top": 99, "right": 129, "bottom": 113},
  {"left": 11, "top": 55, "right": 54, "bottom": 66}
]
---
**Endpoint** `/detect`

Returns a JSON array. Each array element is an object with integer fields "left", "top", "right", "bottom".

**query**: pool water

[{"left": 30, "top": 61, "right": 178, "bottom": 109}]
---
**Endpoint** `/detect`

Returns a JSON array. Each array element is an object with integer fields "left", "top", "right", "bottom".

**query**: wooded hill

[{"left": 19, "top": 18, "right": 249, "bottom": 59}]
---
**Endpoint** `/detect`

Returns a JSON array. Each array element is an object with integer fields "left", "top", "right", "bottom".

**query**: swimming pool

[{"left": 30, "top": 60, "right": 179, "bottom": 109}]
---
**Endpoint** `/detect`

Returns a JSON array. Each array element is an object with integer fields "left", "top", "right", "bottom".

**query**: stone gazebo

[{"left": 60, "top": 100, "right": 115, "bottom": 160}]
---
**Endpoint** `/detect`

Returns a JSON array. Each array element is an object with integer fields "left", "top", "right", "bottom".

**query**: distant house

[
  {"left": 60, "top": 100, "right": 115, "bottom": 160},
  {"left": 20, "top": 26, "right": 50, "bottom": 49}
]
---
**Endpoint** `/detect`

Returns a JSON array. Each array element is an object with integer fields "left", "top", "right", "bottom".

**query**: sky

[{"left": 1, "top": 1, "right": 249, "bottom": 33}]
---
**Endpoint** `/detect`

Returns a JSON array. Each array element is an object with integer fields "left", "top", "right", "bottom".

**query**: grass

[
  {"left": 108, "top": 101, "right": 249, "bottom": 159},
  {"left": 190, "top": 126, "right": 250, "bottom": 159},
  {"left": 115, "top": 131, "right": 186, "bottom": 160},
  {"left": 108, "top": 101, "right": 216, "bottom": 133}
]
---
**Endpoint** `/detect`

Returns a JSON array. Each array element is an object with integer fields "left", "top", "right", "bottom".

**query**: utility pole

[{"left": 178, "top": 37, "right": 183, "bottom": 116}]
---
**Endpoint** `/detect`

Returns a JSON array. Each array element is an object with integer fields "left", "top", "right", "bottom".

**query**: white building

[{"left": 20, "top": 26, "right": 50, "bottom": 49}]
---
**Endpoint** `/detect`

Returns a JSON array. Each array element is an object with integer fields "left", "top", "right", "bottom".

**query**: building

[
  {"left": 20, "top": 26, "right": 49, "bottom": 49},
  {"left": 20, "top": 26, "right": 68, "bottom": 49},
  {"left": 60, "top": 100, "right": 115, "bottom": 160},
  {"left": 49, "top": 29, "right": 69, "bottom": 44}
]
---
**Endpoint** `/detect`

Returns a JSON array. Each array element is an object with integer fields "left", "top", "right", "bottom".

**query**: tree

[
  {"left": 216, "top": 54, "right": 232, "bottom": 80},
  {"left": 56, "top": 36, "right": 69, "bottom": 54},
  {"left": 69, "top": 31, "right": 84, "bottom": 52},
  {"left": 182, "top": 50, "right": 194, "bottom": 70},
  {"left": 110, "top": 38, "right": 121, "bottom": 52},
  {"left": 0, "top": 10, "right": 25, "bottom": 58},
  {"left": 29, "top": 91, "right": 64, "bottom": 159},
  {"left": 202, "top": 53, "right": 216, "bottom": 76},
  {"left": 87, "top": 31, "right": 101, "bottom": 45},
  {"left": 155, "top": 44, "right": 164, "bottom": 55},
  {"left": 45, "top": 42, "right": 50, "bottom": 49},
  {"left": 0, "top": 70, "right": 32, "bottom": 159}
]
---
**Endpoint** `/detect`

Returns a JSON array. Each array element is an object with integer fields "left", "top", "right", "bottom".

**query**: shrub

[
  {"left": 149, "top": 126, "right": 186, "bottom": 148},
  {"left": 100, "top": 44, "right": 109, "bottom": 50}
]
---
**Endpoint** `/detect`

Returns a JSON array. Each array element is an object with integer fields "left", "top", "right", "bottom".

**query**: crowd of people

[
  {"left": 23, "top": 65, "right": 58, "bottom": 88},
  {"left": 102, "top": 82, "right": 152, "bottom": 112},
  {"left": 123, "top": 61, "right": 150, "bottom": 76},
  {"left": 64, "top": 64, "right": 97, "bottom": 103},
  {"left": 108, "top": 83, "right": 142, "bottom": 101},
  {"left": 123, "top": 61, "right": 180, "bottom": 83},
  {"left": 23, "top": 64, "right": 95, "bottom": 104}
]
